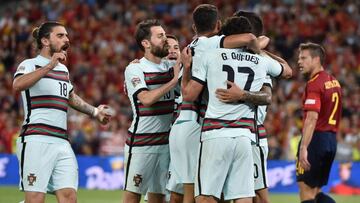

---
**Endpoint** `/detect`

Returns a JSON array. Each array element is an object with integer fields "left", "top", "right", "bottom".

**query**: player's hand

[
  {"left": 258, "top": 35, "right": 270, "bottom": 49},
  {"left": 299, "top": 147, "right": 311, "bottom": 171},
  {"left": 94, "top": 105, "right": 115, "bottom": 125},
  {"left": 181, "top": 47, "right": 192, "bottom": 70},
  {"left": 49, "top": 51, "right": 67, "bottom": 68},
  {"left": 215, "top": 81, "right": 245, "bottom": 103},
  {"left": 247, "top": 38, "right": 261, "bottom": 54},
  {"left": 130, "top": 59, "right": 140, "bottom": 64}
]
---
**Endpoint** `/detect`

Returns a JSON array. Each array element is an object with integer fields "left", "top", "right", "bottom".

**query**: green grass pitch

[{"left": 0, "top": 186, "right": 359, "bottom": 203}]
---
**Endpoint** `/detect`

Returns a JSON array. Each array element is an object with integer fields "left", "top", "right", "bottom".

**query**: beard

[
  {"left": 150, "top": 42, "right": 169, "bottom": 58},
  {"left": 49, "top": 42, "right": 70, "bottom": 56}
]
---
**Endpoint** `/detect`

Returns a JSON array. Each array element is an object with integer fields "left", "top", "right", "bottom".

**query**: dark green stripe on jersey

[
  {"left": 30, "top": 95, "right": 69, "bottom": 112},
  {"left": 202, "top": 118, "right": 255, "bottom": 132},
  {"left": 126, "top": 131, "right": 169, "bottom": 146},
  {"left": 22, "top": 123, "right": 68, "bottom": 140},
  {"left": 144, "top": 71, "right": 173, "bottom": 85},
  {"left": 138, "top": 100, "right": 175, "bottom": 116}
]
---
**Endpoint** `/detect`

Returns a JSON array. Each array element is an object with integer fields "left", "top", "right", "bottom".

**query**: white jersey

[
  {"left": 124, "top": 57, "right": 175, "bottom": 153},
  {"left": 257, "top": 75, "right": 272, "bottom": 146},
  {"left": 176, "top": 35, "right": 225, "bottom": 122},
  {"left": 193, "top": 48, "right": 283, "bottom": 141},
  {"left": 14, "top": 55, "right": 73, "bottom": 142}
]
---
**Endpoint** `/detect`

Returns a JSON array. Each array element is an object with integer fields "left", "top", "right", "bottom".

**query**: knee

[
  {"left": 58, "top": 189, "right": 77, "bottom": 203},
  {"left": 25, "top": 192, "right": 45, "bottom": 203}
]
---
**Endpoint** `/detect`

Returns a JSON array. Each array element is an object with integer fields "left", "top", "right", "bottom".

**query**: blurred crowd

[{"left": 0, "top": 0, "right": 359, "bottom": 160}]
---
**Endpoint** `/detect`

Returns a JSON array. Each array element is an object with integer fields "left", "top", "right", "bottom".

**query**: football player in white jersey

[
  {"left": 216, "top": 11, "right": 293, "bottom": 203},
  {"left": 13, "top": 21, "right": 112, "bottom": 203},
  {"left": 169, "top": 5, "right": 264, "bottom": 203},
  {"left": 181, "top": 16, "right": 291, "bottom": 203},
  {"left": 123, "top": 19, "right": 181, "bottom": 203}
]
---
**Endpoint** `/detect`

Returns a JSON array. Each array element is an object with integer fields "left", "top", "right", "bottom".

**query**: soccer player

[
  {"left": 296, "top": 42, "right": 342, "bottom": 203},
  {"left": 123, "top": 19, "right": 180, "bottom": 203},
  {"left": 181, "top": 16, "right": 286, "bottom": 203},
  {"left": 13, "top": 21, "right": 112, "bottom": 203},
  {"left": 169, "top": 5, "right": 261, "bottom": 203},
  {"left": 216, "top": 10, "right": 292, "bottom": 203},
  {"left": 165, "top": 34, "right": 184, "bottom": 203}
]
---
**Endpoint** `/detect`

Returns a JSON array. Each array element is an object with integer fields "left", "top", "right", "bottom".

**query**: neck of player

[{"left": 144, "top": 52, "right": 162, "bottom": 64}]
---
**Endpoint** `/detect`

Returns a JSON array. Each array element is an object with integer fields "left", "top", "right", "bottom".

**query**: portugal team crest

[
  {"left": 27, "top": 173, "right": 37, "bottom": 186},
  {"left": 133, "top": 174, "right": 143, "bottom": 187}
]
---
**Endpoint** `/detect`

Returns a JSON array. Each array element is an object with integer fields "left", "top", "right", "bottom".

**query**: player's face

[
  {"left": 298, "top": 50, "right": 315, "bottom": 76},
  {"left": 149, "top": 26, "right": 169, "bottom": 58},
  {"left": 166, "top": 38, "right": 180, "bottom": 60},
  {"left": 48, "top": 26, "right": 70, "bottom": 56}
]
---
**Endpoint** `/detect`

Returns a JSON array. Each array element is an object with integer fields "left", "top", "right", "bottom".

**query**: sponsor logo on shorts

[
  {"left": 133, "top": 174, "right": 143, "bottom": 187},
  {"left": 27, "top": 173, "right": 37, "bottom": 186}
]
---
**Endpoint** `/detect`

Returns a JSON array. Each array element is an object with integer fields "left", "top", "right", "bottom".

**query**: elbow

[
  {"left": 283, "top": 67, "right": 293, "bottom": 79},
  {"left": 140, "top": 99, "right": 154, "bottom": 107},
  {"left": 12, "top": 82, "right": 22, "bottom": 92},
  {"left": 182, "top": 91, "right": 195, "bottom": 102},
  {"left": 264, "top": 96, "right": 272, "bottom": 105}
]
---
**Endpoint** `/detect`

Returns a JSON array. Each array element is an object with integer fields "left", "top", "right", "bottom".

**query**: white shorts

[
  {"left": 16, "top": 140, "right": 78, "bottom": 193},
  {"left": 195, "top": 135, "right": 255, "bottom": 200},
  {"left": 124, "top": 149, "right": 170, "bottom": 195},
  {"left": 169, "top": 120, "right": 201, "bottom": 183},
  {"left": 252, "top": 144, "right": 268, "bottom": 190},
  {"left": 166, "top": 161, "right": 184, "bottom": 194}
]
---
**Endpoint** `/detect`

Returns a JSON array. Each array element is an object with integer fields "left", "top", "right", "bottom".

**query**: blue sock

[{"left": 315, "top": 192, "right": 336, "bottom": 203}]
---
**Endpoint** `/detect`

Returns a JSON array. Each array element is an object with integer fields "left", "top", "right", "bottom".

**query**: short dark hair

[
  {"left": 299, "top": 42, "right": 326, "bottom": 65},
  {"left": 166, "top": 34, "right": 178, "bottom": 42},
  {"left": 192, "top": 4, "right": 219, "bottom": 34},
  {"left": 234, "top": 10, "right": 263, "bottom": 37},
  {"left": 135, "top": 19, "right": 162, "bottom": 51},
  {"left": 221, "top": 16, "right": 252, "bottom": 36},
  {"left": 32, "top": 21, "right": 64, "bottom": 50}
]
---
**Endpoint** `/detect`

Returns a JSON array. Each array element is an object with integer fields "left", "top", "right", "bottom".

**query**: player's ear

[
  {"left": 215, "top": 20, "right": 222, "bottom": 33},
  {"left": 141, "top": 39, "right": 150, "bottom": 50},
  {"left": 192, "top": 24, "right": 197, "bottom": 34},
  {"left": 41, "top": 37, "right": 50, "bottom": 48}
]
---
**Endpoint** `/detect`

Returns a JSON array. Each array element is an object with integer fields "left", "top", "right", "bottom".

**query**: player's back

[{"left": 204, "top": 48, "right": 267, "bottom": 120}]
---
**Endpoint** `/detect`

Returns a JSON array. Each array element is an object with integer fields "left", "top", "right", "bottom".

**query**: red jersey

[{"left": 302, "top": 71, "right": 342, "bottom": 132}]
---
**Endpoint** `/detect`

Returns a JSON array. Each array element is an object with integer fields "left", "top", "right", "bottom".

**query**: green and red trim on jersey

[
  {"left": 144, "top": 71, "right": 173, "bottom": 85},
  {"left": 126, "top": 131, "right": 169, "bottom": 146},
  {"left": 21, "top": 123, "right": 68, "bottom": 140},
  {"left": 30, "top": 95, "right": 68, "bottom": 112},
  {"left": 257, "top": 124, "right": 267, "bottom": 139},
  {"left": 138, "top": 100, "right": 175, "bottom": 116},
  {"left": 202, "top": 118, "right": 256, "bottom": 132},
  {"left": 44, "top": 70, "right": 69, "bottom": 82}
]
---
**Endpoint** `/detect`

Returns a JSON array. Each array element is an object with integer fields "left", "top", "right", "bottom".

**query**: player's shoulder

[
  {"left": 19, "top": 57, "right": 38, "bottom": 66},
  {"left": 125, "top": 61, "right": 143, "bottom": 73}
]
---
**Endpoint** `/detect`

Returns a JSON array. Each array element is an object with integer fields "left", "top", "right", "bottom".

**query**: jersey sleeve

[
  {"left": 191, "top": 53, "right": 209, "bottom": 85},
  {"left": 303, "top": 82, "right": 321, "bottom": 112},
  {"left": 205, "top": 35, "right": 225, "bottom": 48},
  {"left": 264, "top": 56, "right": 283, "bottom": 78},
  {"left": 14, "top": 60, "right": 35, "bottom": 78},
  {"left": 124, "top": 64, "right": 148, "bottom": 97},
  {"left": 263, "top": 75, "right": 273, "bottom": 88}
]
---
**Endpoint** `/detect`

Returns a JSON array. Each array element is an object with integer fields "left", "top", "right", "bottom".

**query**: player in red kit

[{"left": 296, "top": 42, "right": 342, "bottom": 203}]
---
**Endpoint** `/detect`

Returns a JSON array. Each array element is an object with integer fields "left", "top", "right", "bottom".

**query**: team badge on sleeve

[
  {"left": 131, "top": 77, "right": 141, "bottom": 88},
  {"left": 17, "top": 66, "right": 25, "bottom": 72},
  {"left": 305, "top": 99, "right": 316, "bottom": 105}
]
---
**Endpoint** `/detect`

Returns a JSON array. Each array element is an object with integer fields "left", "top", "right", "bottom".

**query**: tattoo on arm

[
  {"left": 69, "top": 92, "right": 95, "bottom": 116},
  {"left": 241, "top": 86, "right": 272, "bottom": 105}
]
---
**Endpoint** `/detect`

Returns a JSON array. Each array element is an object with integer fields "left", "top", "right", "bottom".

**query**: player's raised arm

[
  {"left": 136, "top": 60, "right": 180, "bottom": 107},
  {"left": 181, "top": 47, "right": 204, "bottom": 102},
  {"left": 262, "top": 50, "right": 292, "bottom": 79}
]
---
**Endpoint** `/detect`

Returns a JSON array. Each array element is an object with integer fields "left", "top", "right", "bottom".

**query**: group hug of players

[{"left": 123, "top": 4, "right": 293, "bottom": 203}]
